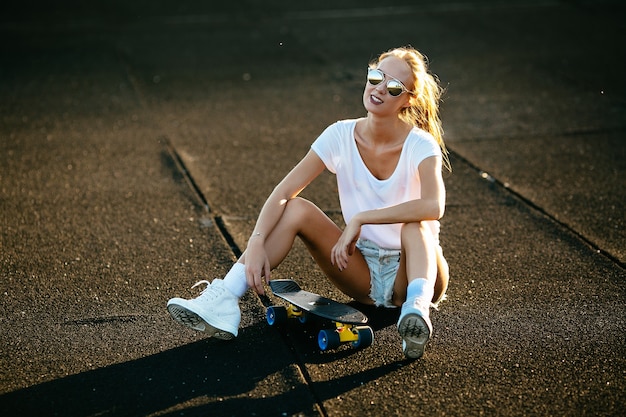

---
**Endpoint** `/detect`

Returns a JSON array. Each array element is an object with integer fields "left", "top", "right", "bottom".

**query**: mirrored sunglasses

[{"left": 367, "top": 68, "right": 413, "bottom": 97}]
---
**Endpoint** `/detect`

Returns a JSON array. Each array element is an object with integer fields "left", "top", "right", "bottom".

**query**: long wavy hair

[{"left": 376, "top": 46, "right": 451, "bottom": 172}]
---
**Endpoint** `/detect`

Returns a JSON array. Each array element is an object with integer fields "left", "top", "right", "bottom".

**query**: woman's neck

[{"left": 362, "top": 114, "right": 411, "bottom": 147}]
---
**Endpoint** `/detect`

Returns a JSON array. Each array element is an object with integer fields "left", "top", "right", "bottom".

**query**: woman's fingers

[
  {"left": 246, "top": 266, "right": 266, "bottom": 295},
  {"left": 331, "top": 244, "right": 349, "bottom": 271}
]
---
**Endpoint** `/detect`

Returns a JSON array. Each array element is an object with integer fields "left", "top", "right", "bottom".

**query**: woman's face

[{"left": 363, "top": 56, "right": 414, "bottom": 116}]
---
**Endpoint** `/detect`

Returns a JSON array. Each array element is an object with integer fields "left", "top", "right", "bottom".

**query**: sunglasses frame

[{"left": 367, "top": 68, "right": 414, "bottom": 97}]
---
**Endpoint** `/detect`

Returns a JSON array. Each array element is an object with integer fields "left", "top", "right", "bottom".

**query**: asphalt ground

[{"left": 1, "top": 1, "right": 625, "bottom": 416}]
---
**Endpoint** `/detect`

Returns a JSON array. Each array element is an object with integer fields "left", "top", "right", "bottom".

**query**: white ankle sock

[
  {"left": 405, "top": 278, "right": 435, "bottom": 314},
  {"left": 222, "top": 262, "right": 248, "bottom": 298}
]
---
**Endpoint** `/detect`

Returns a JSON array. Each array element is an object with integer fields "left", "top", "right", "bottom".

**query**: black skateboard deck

[
  {"left": 267, "top": 279, "right": 373, "bottom": 351},
  {"left": 269, "top": 279, "right": 368, "bottom": 324}
]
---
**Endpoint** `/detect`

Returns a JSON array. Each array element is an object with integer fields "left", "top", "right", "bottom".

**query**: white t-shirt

[{"left": 311, "top": 119, "right": 442, "bottom": 249}]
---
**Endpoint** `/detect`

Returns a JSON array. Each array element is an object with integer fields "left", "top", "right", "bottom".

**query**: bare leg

[
  {"left": 392, "top": 222, "right": 446, "bottom": 306},
  {"left": 433, "top": 245, "right": 449, "bottom": 305},
  {"left": 392, "top": 222, "right": 445, "bottom": 359},
  {"left": 240, "top": 197, "right": 374, "bottom": 304}
]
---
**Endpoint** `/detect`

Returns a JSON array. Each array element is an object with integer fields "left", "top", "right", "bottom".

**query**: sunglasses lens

[
  {"left": 387, "top": 80, "right": 403, "bottom": 97},
  {"left": 367, "top": 69, "right": 384, "bottom": 85}
]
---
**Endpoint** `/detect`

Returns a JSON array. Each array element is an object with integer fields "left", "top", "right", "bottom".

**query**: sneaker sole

[
  {"left": 398, "top": 313, "right": 431, "bottom": 360},
  {"left": 167, "top": 304, "right": 235, "bottom": 340}
]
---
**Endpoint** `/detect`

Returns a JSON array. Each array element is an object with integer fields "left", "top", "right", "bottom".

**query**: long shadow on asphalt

[
  {"left": 0, "top": 310, "right": 406, "bottom": 417},
  {"left": 0, "top": 328, "right": 316, "bottom": 416}
]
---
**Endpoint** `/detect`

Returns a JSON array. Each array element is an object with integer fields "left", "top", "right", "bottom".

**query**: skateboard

[{"left": 266, "top": 279, "right": 374, "bottom": 351}]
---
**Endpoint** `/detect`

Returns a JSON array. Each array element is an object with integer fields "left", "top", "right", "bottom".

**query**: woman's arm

[
  {"left": 331, "top": 155, "right": 445, "bottom": 270},
  {"left": 356, "top": 155, "right": 445, "bottom": 225},
  {"left": 244, "top": 150, "right": 326, "bottom": 292}
]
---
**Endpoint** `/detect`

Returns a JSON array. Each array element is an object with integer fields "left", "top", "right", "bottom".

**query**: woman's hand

[
  {"left": 331, "top": 218, "right": 362, "bottom": 271},
  {"left": 244, "top": 236, "right": 271, "bottom": 295}
]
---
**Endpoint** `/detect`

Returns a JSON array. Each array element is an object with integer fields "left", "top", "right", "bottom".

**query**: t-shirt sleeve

[
  {"left": 311, "top": 122, "right": 342, "bottom": 174},
  {"left": 409, "top": 131, "right": 442, "bottom": 172}
]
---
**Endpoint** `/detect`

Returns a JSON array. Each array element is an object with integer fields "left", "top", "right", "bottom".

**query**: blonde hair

[{"left": 377, "top": 46, "right": 451, "bottom": 171}]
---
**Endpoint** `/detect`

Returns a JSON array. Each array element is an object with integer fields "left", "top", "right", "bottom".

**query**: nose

[{"left": 374, "top": 81, "right": 388, "bottom": 95}]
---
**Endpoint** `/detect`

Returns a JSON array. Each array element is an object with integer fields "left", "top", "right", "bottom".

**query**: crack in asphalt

[
  {"left": 120, "top": 47, "right": 328, "bottom": 414},
  {"left": 162, "top": 138, "right": 329, "bottom": 417},
  {"left": 450, "top": 149, "right": 625, "bottom": 270}
]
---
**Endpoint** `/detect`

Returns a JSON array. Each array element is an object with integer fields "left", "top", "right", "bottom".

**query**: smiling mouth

[{"left": 370, "top": 95, "right": 383, "bottom": 104}]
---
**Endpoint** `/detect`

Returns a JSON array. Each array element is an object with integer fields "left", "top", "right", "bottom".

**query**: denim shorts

[{"left": 356, "top": 239, "right": 401, "bottom": 308}]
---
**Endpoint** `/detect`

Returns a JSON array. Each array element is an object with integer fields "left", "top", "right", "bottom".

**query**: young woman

[{"left": 167, "top": 46, "right": 451, "bottom": 359}]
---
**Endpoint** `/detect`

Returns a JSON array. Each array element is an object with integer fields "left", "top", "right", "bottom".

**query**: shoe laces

[{"left": 190, "top": 280, "right": 226, "bottom": 302}]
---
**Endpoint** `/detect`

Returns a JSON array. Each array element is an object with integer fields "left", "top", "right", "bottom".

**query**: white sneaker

[
  {"left": 167, "top": 279, "right": 240, "bottom": 340},
  {"left": 397, "top": 302, "right": 432, "bottom": 360}
]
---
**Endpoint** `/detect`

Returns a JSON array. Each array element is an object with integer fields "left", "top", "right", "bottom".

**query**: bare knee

[
  {"left": 400, "top": 221, "right": 429, "bottom": 240},
  {"left": 283, "top": 196, "right": 310, "bottom": 213},
  {"left": 400, "top": 222, "right": 436, "bottom": 260},
  {"left": 282, "top": 197, "right": 340, "bottom": 245},
  {"left": 281, "top": 197, "right": 319, "bottom": 225}
]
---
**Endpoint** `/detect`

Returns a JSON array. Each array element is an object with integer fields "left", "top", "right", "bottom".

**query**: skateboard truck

[
  {"left": 266, "top": 303, "right": 307, "bottom": 324},
  {"left": 317, "top": 322, "right": 374, "bottom": 351}
]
